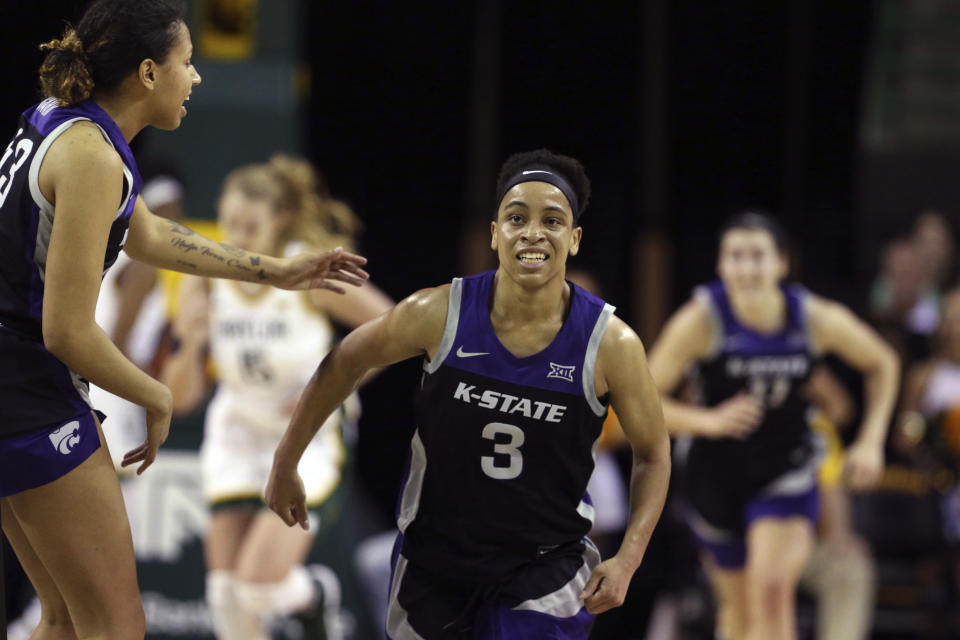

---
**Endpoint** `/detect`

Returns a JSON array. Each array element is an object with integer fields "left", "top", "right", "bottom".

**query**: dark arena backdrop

[{"left": 2, "top": 1, "right": 960, "bottom": 638}]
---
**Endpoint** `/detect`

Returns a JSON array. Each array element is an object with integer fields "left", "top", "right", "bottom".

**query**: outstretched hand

[{"left": 275, "top": 247, "right": 369, "bottom": 293}]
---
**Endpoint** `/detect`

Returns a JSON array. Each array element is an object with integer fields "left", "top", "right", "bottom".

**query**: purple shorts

[
  {"left": 0, "top": 411, "right": 101, "bottom": 497},
  {"left": 687, "top": 484, "right": 819, "bottom": 569}
]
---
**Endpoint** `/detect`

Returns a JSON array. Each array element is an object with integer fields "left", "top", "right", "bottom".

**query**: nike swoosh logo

[{"left": 456, "top": 346, "right": 489, "bottom": 358}]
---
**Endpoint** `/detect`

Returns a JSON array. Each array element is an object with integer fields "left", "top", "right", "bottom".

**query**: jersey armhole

[
  {"left": 582, "top": 303, "right": 616, "bottom": 417},
  {"left": 693, "top": 285, "right": 723, "bottom": 358},
  {"left": 798, "top": 289, "right": 823, "bottom": 356},
  {"left": 423, "top": 278, "right": 463, "bottom": 373}
]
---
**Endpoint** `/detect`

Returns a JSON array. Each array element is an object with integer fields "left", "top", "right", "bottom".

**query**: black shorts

[
  {"left": 386, "top": 534, "right": 598, "bottom": 639},
  {"left": 0, "top": 327, "right": 96, "bottom": 435}
]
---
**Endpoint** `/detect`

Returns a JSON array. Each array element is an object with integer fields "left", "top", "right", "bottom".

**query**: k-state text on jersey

[{"left": 453, "top": 382, "right": 567, "bottom": 423}]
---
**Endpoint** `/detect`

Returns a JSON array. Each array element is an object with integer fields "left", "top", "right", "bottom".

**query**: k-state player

[
  {"left": 267, "top": 149, "right": 671, "bottom": 639},
  {"left": 648, "top": 212, "right": 899, "bottom": 640},
  {"left": 0, "top": 1, "right": 367, "bottom": 637}
]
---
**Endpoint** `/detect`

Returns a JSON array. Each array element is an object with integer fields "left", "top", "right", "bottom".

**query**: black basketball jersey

[
  {"left": 398, "top": 271, "right": 613, "bottom": 581},
  {"left": 0, "top": 98, "right": 140, "bottom": 341},
  {"left": 687, "top": 280, "right": 821, "bottom": 490}
]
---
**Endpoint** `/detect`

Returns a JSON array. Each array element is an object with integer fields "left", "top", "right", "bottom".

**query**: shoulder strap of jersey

[
  {"left": 582, "top": 303, "right": 616, "bottom": 416},
  {"left": 692, "top": 283, "right": 725, "bottom": 357},
  {"left": 423, "top": 277, "right": 463, "bottom": 373}
]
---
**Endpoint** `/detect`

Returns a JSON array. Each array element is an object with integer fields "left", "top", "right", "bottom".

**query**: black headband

[{"left": 498, "top": 169, "right": 580, "bottom": 218}]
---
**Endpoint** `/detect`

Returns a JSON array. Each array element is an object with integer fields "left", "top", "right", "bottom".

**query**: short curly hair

[{"left": 495, "top": 149, "right": 591, "bottom": 223}]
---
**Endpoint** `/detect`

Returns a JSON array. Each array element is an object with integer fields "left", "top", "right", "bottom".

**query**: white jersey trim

[
  {"left": 423, "top": 278, "right": 462, "bottom": 374},
  {"left": 693, "top": 285, "right": 724, "bottom": 358},
  {"left": 27, "top": 117, "right": 134, "bottom": 282},
  {"left": 386, "top": 553, "right": 427, "bottom": 640},
  {"left": 396, "top": 429, "right": 427, "bottom": 533},
  {"left": 582, "top": 303, "right": 615, "bottom": 417}
]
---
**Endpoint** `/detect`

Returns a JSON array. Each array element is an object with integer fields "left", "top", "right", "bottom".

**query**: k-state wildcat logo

[
  {"left": 547, "top": 362, "right": 576, "bottom": 383},
  {"left": 48, "top": 420, "right": 81, "bottom": 455}
]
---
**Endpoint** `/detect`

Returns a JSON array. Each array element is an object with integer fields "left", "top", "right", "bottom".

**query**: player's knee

[
  {"left": 750, "top": 572, "right": 794, "bottom": 614},
  {"left": 233, "top": 577, "right": 291, "bottom": 617}
]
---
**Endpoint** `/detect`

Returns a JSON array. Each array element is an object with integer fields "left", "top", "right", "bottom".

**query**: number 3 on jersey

[{"left": 481, "top": 422, "right": 525, "bottom": 480}]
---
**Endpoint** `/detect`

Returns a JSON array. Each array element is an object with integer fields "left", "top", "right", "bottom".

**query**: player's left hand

[
  {"left": 274, "top": 247, "right": 369, "bottom": 293},
  {"left": 843, "top": 438, "right": 885, "bottom": 490},
  {"left": 580, "top": 555, "right": 635, "bottom": 614}
]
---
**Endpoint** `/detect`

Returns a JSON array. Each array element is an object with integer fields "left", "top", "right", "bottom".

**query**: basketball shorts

[
  {"left": 386, "top": 534, "right": 598, "bottom": 639},
  {"left": 0, "top": 410, "right": 101, "bottom": 497},
  {"left": 200, "top": 390, "right": 345, "bottom": 509},
  {"left": 685, "top": 465, "right": 821, "bottom": 569},
  {"left": 0, "top": 327, "right": 97, "bottom": 434}
]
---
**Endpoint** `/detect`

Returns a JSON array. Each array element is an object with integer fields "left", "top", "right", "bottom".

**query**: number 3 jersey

[
  {"left": 399, "top": 270, "right": 614, "bottom": 581},
  {"left": 687, "top": 280, "right": 822, "bottom": 493}
]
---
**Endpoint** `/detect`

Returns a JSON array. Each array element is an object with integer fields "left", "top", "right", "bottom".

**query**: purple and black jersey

[
  {"left": 0, "top": 98, "right": 141, "bottom": 438},
  {"left": 397, "top": 270, "right": 614, "bottom": 582},
  {"left": 0, "top": 97, "right": 140, "bottom": 340},
  {"left": 683, "top": 280, "right": 823, "bottom": 543}
]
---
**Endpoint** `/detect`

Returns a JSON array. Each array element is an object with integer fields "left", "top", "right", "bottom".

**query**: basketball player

[
  {"left": 0, "top": 2, "right": 367, "bottom": 637},
  {"left": 267, "top": 149, "right": 672, "bottom": 639},
  {"left": 162, "top": 155, "right": 393, "bottom": 640},
  {"left": 647, "top": 212, "right": 899, "bottom": 640}
]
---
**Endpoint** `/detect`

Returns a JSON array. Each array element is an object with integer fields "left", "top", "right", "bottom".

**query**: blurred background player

[
  {"left": 162, "top": 154, "right": 392, "bottom": 640},
  {"left": 647, "top": 212, "right": 898, "bottom": 640}
]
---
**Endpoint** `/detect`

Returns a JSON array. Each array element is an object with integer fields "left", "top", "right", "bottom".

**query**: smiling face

[
  {"left": 717, "top": 227, "right": 787, "bottom": 300},
  {"left": 144, "top": 21, "right": 201, "bottom": 130},
  {"left": 491, "top": 181, "right": 582, "bottom": 287}
]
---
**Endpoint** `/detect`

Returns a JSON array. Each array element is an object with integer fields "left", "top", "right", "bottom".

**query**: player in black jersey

[
  {"left": 648, "top": 212, "right": 899, "bottom": 640},
  {"left": 0, "top": 2, "right": 367, "bottom": 637},
  {"left": 267, "top": 149, "right": 671, "bottom": 639}
]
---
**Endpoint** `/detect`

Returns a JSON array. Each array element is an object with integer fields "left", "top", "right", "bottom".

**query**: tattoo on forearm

[
  {"left": 200, "top": 246, "right": 225, "bottom": 263},
  {"left": 217, "top": 242, "right": 246, "bottom": 258},
  {"left": 257, "top": 269, "right": 267, "bottom": 280},
  {"left": 171, "top": 238, "right": 199, "bottom": 253},
  {"left": 176, "top": 259, "right": 198, "bottom": 270},
  {"left": 250, "top": 256, "right": 260, "bottom": 266},
  {"left": 168, "top": 221, "right": 196, "bottom": 236}
]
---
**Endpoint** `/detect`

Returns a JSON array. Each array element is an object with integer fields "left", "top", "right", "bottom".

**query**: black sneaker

[{"left": 270, "top": 565, "right": 342, "bottom": 640}]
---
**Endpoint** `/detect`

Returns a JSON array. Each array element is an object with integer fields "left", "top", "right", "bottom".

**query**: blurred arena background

[{"left": 2, "top": 0, "right": 960, "bottom": 638}]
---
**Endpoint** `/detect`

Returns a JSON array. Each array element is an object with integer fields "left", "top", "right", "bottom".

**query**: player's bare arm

[
  {"left": 648, "top": 298, "right": 763, "bottom": 439},
  {"left": 123, "top": 196, "right": 370, "bottom": 292},
  {"left": 39, "top": 122, "right": 171, "bottom": 472},
  {"left": 581, "top": 316, "right": 671, "bottom": 614},
  {"left": 161, "top": 275, "right": 211, "bottom": 414},
  {"left": 267, "top": 285, "right": 449, "bottom": 528},
  {"left": 809, "top": 295, "right": 900, "bottom": 489}
]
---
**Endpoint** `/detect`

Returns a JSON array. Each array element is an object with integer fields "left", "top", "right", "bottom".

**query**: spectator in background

[
  {"left": 898, "top": 287, "right": 960, "bottom": 544},
  {"left": 870, "top": 210, "right": 956, "bottom": 366}
]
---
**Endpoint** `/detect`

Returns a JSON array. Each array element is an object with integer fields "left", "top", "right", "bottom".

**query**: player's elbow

[{"left": 42, "top": 317, "right": 88, "bottom": 363}]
